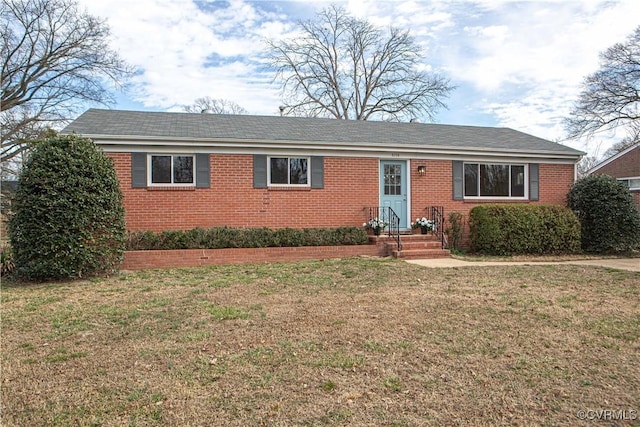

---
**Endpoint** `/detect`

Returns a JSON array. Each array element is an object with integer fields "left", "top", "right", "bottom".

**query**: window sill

[
  {"left": 268, "top": 186, "right": 312, "bottom": 191},
  {"left": 463, "top": 198, "right": 530, "bottom": 203},
  {"left": 146, "top": 186, "right": 196, "bottom": 191}
]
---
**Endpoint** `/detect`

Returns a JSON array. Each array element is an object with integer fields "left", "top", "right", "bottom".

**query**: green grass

[
  {"left": 382, "top": 375, "right": 402, "bottom": 392},
  {"left": 45, "top": 348, "right": 88, "bottom": 363},
  {"left": 1, "top": 258, "right": 639, "bottom": 426},
  {"left": 320, "top": 380, "right": 336, "bottom": 392},
  {"left": 206, "top": 304, "right": 251, "bottom": 320}
]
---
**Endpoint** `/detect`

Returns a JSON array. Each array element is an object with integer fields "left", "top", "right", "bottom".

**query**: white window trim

[
  {"left": 618, "top": 176, "right": 640, "bottom": 191},
  {"left": 267, "top": 156, "right": 311, "bottom": 187},
  {"left": 147, "top": 154, "right": 196, "bottom": 187},
  {"left": 463, "top": 162, "right": 529, "bottom": 200}
]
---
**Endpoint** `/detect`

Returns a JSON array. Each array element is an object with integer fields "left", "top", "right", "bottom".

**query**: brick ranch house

[
  {"left": 63, "top": 108, "right": 583, "bottom": 260},
  {"left": 587, "top": 142, "right": 640, "bottom": 210}
]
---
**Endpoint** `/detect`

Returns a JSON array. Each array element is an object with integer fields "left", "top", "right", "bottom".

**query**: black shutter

[
  {"left": 529, "top": 163, "right": 539, "bottom": 201},
  {"left": 131, "top": 152, "right": 147, "bottom": 188},
  {"left": 310, "top": 156, "right": 324, "bottom": 189},
  {"left": 452, "top": 161, "right": 463, "bottom": 200},
  {"left": 195, "top": 154, "right": 210, "bottom": 188},
  {"left": 253, "top": 154, "right": 267, "bottom": 188}
]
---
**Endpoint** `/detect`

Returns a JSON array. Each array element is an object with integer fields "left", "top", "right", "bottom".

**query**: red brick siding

[
  {"left": 593, "top": 146, "right": 640, "bottom": 178},
  {"left": 109, "top": 154, "right": 576, "bottom": 237},
  {"left": 410, "top": 160, "right": 575, "bottom": 218},
  {"left": 109, "top": 153, "right": 379, "bottom": 231},
  {"left": 538, "top": 163, "right": 576, "bottom": 205},
  {"left": 410, "top": 160, "right": 575, "bottom": 247}
]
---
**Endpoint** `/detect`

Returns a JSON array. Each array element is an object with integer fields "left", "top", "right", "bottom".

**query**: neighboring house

[
  {"left": 587, "top": 142, "right": 640, "bottom": 209},
  {"left": 62, "top": 109, "right": 583, "bottom": 245}
]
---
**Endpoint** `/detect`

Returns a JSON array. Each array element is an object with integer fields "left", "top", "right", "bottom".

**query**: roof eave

[
  {"left": 586, "top": 142, "right": 640, "bottom": 175},
  {"left": 68, "top": 133, "right": 584, "bottom": 161}
]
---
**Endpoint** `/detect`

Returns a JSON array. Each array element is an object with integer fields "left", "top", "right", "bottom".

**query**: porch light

[{"left": 417, "top": 165, "right": 426, "bottom": 176}]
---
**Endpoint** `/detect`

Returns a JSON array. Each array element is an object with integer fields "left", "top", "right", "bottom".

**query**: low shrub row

[
  {"left": 469, "top": 204, "right": 581, "bottom": 256},
  {"left": 126, "top": 226, "right": 369, "bottom": 251}
]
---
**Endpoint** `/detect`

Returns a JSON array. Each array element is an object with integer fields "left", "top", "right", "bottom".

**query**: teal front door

[{"left": 380, "top": 160, "right": 408, "bottom": 229}]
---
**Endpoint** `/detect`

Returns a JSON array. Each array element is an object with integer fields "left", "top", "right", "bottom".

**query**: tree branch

[
  {"left": 1, "top": 0, "right": 132, "bottom": 163},
  {"left": 566, "top": 25, "right": 640, "bottom": 140},
  {"left": 267, "top": 4, "right": 454, "bottom": 122}
]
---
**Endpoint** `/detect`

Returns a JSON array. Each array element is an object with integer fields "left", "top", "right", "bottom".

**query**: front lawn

[{"left": 1, "top": 258, "right": 639, "bottom": 426}]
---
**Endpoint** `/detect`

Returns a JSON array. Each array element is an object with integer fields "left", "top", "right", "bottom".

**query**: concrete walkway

[{"left": 407, "top": 257, "right": 640, "bottom": 272}]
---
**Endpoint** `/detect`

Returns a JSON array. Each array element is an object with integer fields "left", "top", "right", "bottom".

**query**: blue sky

[{"left": 76, "top": 0, "right": 639, "bottom": 157}]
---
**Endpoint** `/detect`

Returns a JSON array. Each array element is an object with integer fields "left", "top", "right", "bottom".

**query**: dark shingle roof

[{"left": 62, "top": 108, "right": 582, "bottom": 156}]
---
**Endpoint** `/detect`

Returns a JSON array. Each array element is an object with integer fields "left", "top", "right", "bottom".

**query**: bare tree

[
  {"left": 1, "top": 0, "right": 132, "bottom": 163},
  {"left": 267, "top": 5, "right": 454, "bottom": 121},
  {"left": 577, "top": 155, "right": 599, "bottom": 178},
  {"left": 601, "top": 121, "right": 640, "bottom": 158},
  {"left": 566, "top": 26, "right": 640, "bottom": 144},
  {"left": 182, "top": 97, "right": 248, "bottom": 114}
]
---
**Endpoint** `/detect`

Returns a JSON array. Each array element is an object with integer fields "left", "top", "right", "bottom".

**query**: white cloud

[
  {"left": 76, "top": 0, "right": 637, "bottom": 156},
  {"left": 428, "top": 0, "right": 639, "bottom": 154},
  {"left": 78, "top": 0, "right": 290, "bottom": 112}
]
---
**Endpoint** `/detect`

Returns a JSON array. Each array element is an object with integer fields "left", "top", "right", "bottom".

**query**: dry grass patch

[{"left": 1, "top": 258, "right": 639, "bottom": 426}]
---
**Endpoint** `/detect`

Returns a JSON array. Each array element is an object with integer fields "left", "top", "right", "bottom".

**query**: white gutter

[{"left": 80, "top": 134, "right": 584, "bottom": 163}]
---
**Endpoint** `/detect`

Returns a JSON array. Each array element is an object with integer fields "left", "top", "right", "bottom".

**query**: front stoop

[{"left": 370, "top": 234, "right": 450, "bottom": 259}]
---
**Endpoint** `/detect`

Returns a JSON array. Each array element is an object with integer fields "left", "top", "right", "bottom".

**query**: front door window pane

[{"left": 384, "top": 164, "right": 401, "bottom": 195}]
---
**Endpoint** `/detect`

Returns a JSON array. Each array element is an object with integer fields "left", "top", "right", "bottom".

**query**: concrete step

[
  {"left": 398, "top": 233, "right": 440, "bottom": 241},
  {"left": 392, "top": 248, "right": 451, "bottom": 259},
  {"left": 372, "top": 234, "right": 448, "bottom": 259},
  {"left": 399, "top": 241, "right": 443, "bottom": 250},
  {"left": 369, "top": 233, "right": 439, "bottom": 242}
]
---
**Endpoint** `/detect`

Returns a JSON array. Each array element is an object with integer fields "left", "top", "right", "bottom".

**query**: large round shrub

[
  {"left": 8, "top": 134, "right": 125, "bottom": 280},
  {"left": 468, "top": 204, "right": 581, "bottom": 255},
  {"left": 567, "top": 174, "right": 640, "bottom": 253}
]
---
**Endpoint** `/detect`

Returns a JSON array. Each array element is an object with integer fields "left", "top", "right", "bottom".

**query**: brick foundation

[{"left": 122, "top": 243, "right": 387, "bottom": 270}]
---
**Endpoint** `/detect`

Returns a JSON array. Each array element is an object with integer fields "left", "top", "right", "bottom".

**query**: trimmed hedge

[
  {"left": 8, "top": 135, "right": 125, "bottom": 280},
  {"left": 567, "top": 174, "right": 640, "bottom": 253},
  {"left": 468, "top": 204, "right": 581, "bottom": 255},
  {"left": 126, "top": 226, "right": 369, "bottom": 251}
]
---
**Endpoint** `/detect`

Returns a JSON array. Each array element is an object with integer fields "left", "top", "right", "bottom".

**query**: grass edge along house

[{"left": 62, "top": 109, "right": 583, "bottom": 254}]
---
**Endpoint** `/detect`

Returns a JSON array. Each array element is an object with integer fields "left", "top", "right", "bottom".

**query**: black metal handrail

[
  {"left": 364, "top": 206, "right": 402, "bottom": 251},
  {"left": 424, "top": 206, "right": 447, "bottom": 249},
  {"left": 387, "top": 208, "right": 402, "bottom": 251}
]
